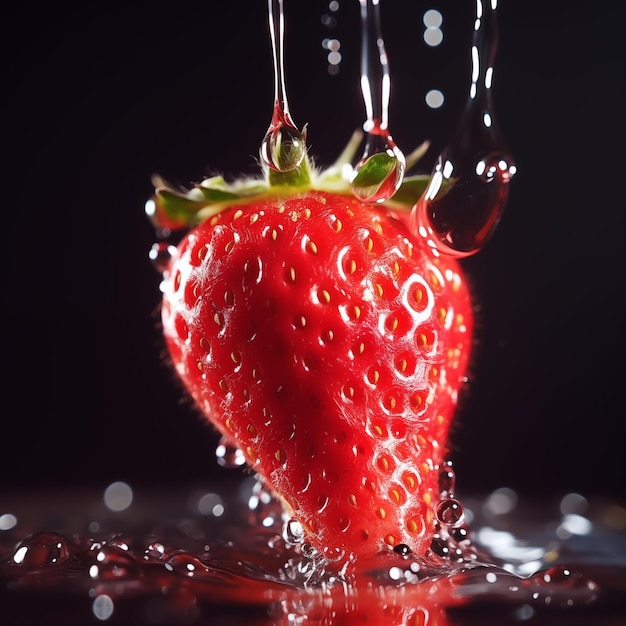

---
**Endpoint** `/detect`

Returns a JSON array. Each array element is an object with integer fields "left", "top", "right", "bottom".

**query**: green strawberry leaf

[
  {"left": 389, "top": 175, "right": 431, "bottom": 208},
  {"left": 196, "top": 184, "right": 240, "bottom": 202},
  {"left": 155, "top": 188, "right": 208, "bottom": 221}
]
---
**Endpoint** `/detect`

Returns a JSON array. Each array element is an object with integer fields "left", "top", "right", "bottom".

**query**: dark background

[{"left": 2, "top": 2, "right": 625, "bottom": 503}]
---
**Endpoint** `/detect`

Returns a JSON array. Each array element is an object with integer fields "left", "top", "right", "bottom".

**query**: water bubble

[
  {"left": 300, "top": 542, "right": 319, "bottom": 560},
  {"left": 436, "top": 498, "right": 465, "bottom": 528}
]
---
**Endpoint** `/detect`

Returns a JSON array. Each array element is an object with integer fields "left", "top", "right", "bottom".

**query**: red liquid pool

[{"left": 1, "top": 476, "right": 624, "bottom": 625}]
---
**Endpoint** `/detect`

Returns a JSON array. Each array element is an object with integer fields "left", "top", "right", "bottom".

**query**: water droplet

[
  {"left": 436, "top": 498, "right": 465, "bottom": 528},
  {"left": 439, "top": 459, "right": 456, "bottom": 497},
  {"left": 259, "top": 0, "right": 306, "bottom": 173},
  {"left": 149, "top": 242, "right": 176, "bottom": 274},
  {"left": 393, "top": 543, "right": 413, "bottom": 557},
  {"left": 246, "top": 477, "right": 285, "bottom": 533},
  {"left": 144, "top": 542, "right": 166, "bottom": 561},
  {"left": 529, "top": 566, "right": 600, "bottom": 607},
  {"left": 533, "top": 566, "right": 596, "bottom": 590},
  {"left": 260, "top": 119, "right": 307, "bottom": 174},
  {"left": 410, "top": 0, "right": 516, "bottom": 257},
  {"left": 322, "top": 545, "right": 346, "bottom": 562},
  {"left": 350, "top": 131, "right": 406, "bottom": 204},
  {"left": 10, "top": 532, "right": 72, "bottom": 569},
  {"left": 430, "top": 535, "right": 450, "bottom": 558},
  {"left": 349, "top": 0, "right": 405, "bottom": 203},
  {"left": 450, "top": 525, "right": 471, "bottom": 545},
  {"left": 215, "top": 438, "right": 247, "bottom": 469},
  {"left": 166, "top": 553, "right": 213, "bottom": 580},
  {"left": 282, "top": 517, "right": 305, "bottom": 546},
  {"left": 88, "top": 540, "right": 141, "bottom": 581}
]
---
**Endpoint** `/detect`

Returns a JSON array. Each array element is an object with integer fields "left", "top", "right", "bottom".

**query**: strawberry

[{"left": 148, "top": 132, "right": 473, "bottom": 562}]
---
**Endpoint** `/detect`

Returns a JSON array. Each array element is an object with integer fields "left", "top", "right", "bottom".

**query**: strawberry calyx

[{"left": 145, "top": 130, "right": 433, "bottom": 232}]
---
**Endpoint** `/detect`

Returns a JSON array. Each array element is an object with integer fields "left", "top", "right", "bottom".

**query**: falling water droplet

[
  {"left": 259, "top": 0, "right": 307, "bottom": 173},
  {"left": 410, "top": 0, "right": 516, "bottom": 257},
  {"left": 349, "top": 0, "right": 405, "bottom": 203}
]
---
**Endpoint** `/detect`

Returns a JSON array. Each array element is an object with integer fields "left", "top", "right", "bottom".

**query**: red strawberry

[{"left": 149, "top": 135, "right": 473, "bottom": 561}]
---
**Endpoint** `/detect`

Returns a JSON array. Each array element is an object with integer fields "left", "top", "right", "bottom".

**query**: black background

[{"left": 2, "top": 2, "right": 625, "bottom": 503}]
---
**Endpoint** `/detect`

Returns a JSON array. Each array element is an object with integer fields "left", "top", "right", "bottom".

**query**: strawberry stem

[{"left": 266, "top": 143, "right": 313, "bottom": 187}]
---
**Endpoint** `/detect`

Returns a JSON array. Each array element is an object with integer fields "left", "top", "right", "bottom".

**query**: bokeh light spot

[{"left": 103, "top": 481, "right": 133, "bottom": 512}]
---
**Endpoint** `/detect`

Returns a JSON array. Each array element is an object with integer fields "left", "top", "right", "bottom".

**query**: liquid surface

[{"left": 1, "top": 478, "right": 625, "bottom": 625}]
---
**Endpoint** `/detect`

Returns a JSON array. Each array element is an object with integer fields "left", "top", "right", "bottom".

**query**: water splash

[{"left": 2, "top": 476, "right": 620, "bottom": 626}]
